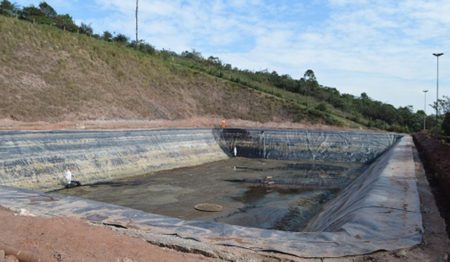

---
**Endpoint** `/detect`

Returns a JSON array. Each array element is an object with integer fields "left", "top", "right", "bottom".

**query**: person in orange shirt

[{"left": 221, "top": 120, "right": 226, "bottom": 128}]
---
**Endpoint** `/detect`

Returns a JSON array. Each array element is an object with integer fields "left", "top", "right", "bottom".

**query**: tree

[
  {"left": 79, "top": 22, "right": 93, "bottom": 36},
  {"left": 207, "top": 56, "right": 221, "bottom": 65},
  {"left": 440, "top": 96, "right": 450, "bottom": 114},
  {"left": 315, "top": 103, "right": 328, "bottom": 112},
  {"left": 442, "top": 112, "right": 450, "bottom": 136},
  {"left": 379, "top": 104, "right": 398, "bottom": 125},
  {"left": 299, "top": 69, "right": 319, "bottom": 108},
  {"left": 181, "top": 49, "right": 203, "bottom": 60},
  {"left": 433, "top": 96, "right": 450, "bottom": 135},
  {"left": 138, "top": 42, "right": 156, "bottom": 54},
  {"left": 360, "top": 92, "right": 370, "bottom": 100},
  {"left": 304, "top": 69, "right": 317, "bottom": 82},
  {"left": 53, "top": 14, "right": 78, "bottom": 32},
  {"left": 21, "top": 5, "right": 49, "bottom": 24},
  {"left": 39, "top": 1, "right": 56, "bottom": 18},
  {"left": 113, "top": 33, "right": 129, "bottom": 45},
  {"left": 102, "top": 31, "right": 112, "bottom": 41},
  {"left": 303, "top": 69, "right": 319, "bottom": 90},
  {"left": 0, "top": 0, "right": 13, "bottom": 10},
  {"left": 430, "top": 96, "right": 450, "bottom": 123},
  {"left": 0, "top": 0, "right": 18, "bottom": 16}
]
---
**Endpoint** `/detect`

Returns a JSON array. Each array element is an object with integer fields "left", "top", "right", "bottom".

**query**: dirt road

[{"left": 0, "top": 206, "right": 218, "bottom": 262}]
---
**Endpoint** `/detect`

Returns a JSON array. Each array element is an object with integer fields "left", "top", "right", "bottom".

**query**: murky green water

[{"left": 56, "top": 157, "right": 365, "bottom": 231}]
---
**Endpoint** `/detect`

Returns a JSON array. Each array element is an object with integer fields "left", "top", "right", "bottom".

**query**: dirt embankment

[
  {"left": 413, "top": 132, "right": 450, "bottom": 202},
  {"left": 0, "top": 16, "right": 300, "bottom": 125},
  {"left": 413, "top": 132, "right": 450, "bottom": 239},
  {"left": 0, "top": 16, "right": 366, "bottom": 129}
]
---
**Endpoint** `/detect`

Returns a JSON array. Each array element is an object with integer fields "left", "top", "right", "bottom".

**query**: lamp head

[{"left": 433, "top": 53, "right": 444, "bottom": 57}]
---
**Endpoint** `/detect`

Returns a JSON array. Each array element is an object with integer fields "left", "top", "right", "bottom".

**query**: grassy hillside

[
  {"left": 1, "top": 15, "right": 357, "bottom": 126},
  {"left": 2, "top": 0, "right": 440, "bottom": 134},
  {"left": 0, "top": 16, "right": 308, "bottom": 123}
]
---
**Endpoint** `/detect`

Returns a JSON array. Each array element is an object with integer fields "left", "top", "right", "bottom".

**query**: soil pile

[
  {"left": 413, "top": 132, "right": 450, "bottom": 202},
  {"left": 413, "top": 131, "right": 450, "bottom": 240}
]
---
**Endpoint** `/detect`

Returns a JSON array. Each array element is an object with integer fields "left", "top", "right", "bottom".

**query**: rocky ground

[{"left": 0, "top": 250, "right": 19, "bottom": 262}]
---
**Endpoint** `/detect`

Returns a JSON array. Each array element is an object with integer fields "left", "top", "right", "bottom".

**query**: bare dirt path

[{"left": 0, "top": 206, "right": 218, "bottom": 262}]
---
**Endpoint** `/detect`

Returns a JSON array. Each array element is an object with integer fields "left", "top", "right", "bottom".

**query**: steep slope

[{"left": 1, "top": 16, "right": 304, "bottom": 124}]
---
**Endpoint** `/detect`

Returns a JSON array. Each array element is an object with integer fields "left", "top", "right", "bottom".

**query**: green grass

[{"left": 0, "top": 15, "right": 367, "bottom": 127}]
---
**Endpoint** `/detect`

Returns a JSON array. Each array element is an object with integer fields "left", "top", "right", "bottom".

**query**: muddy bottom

[{"left": 56, "top": 158, "right": 365, "bottom": 231}]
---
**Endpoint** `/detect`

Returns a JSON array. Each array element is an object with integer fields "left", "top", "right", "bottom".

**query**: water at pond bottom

[{"left": 56, "top": 157, "right": 365, "bottom": 231}]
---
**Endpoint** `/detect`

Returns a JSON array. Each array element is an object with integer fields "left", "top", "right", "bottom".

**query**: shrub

[
  {"left": 315, "top": 102, "right": 328, "bottom": 112},
  {"left": 113, "top": 33, "right": 128, "bottom": 45},
  {"left": 79, "top": 22, "right": 93, "bottom": 36},
  {"left": 442, "top": 112, "right": 450, "bottom": 136}
]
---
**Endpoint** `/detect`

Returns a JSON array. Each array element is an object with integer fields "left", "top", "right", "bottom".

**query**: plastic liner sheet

[
  {"left": 0, "top": 136, "right": 422, "bottom": 257},
  {"left": 1, "top": 128, "right": 399, "bottom": 191},
  {"left": 215, "top": 129, "right": 401, "bottom": 163},
  {"left": 0, "top": 129, "right": 229, "bottom": 190}
]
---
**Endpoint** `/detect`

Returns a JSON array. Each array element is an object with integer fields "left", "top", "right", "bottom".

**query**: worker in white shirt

[
  {"left": 65, "top": 168, "right": 72, "bottom": 185},
  {"left": 64, "top": 168, "right": 81, "bottom": 188}
]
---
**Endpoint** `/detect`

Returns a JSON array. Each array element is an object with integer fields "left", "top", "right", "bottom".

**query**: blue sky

[{"left": 12, "top": 0, "right": 449, "bottom": 113}]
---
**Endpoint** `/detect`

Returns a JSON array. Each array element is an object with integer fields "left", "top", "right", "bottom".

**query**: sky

[{"left": 12, "top": 0, "right": 450, "bottom": 113}]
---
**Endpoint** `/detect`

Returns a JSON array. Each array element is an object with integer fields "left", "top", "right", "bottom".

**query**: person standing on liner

[{"left": 64, "top": 168, "right": 72, "bottom": 185}]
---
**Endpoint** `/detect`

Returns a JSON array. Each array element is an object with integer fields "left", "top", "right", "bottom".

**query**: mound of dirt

[
  {"left": 413, "top": 132, "right": 450, "bottom": 202},
  {"left": 413, "top": 132, "right": 450, "bottom": 241}
]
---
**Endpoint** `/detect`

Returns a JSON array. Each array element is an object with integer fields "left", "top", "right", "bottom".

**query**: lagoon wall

[
  {"left": 0, "top": 128, "right": 400, "bottom": 191},
  {"left": 0, "top": 129, "right": 423, "bottom": 257},
  {"left": 217, "top": 128, "right": 400, "bottom": 162},
  {"left": 0, "top": 129, "right": 229, "bottom": 191}
]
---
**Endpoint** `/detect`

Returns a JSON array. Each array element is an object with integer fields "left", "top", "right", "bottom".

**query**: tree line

[
  {"left": 0, "top": 0, "right": 154, "bottom": 52},
  {"left": 2, "top": 0, "right": 449, "bottom": 135},
  {"left": 176, "top": 50, "right": 450, "bottom": 134}
]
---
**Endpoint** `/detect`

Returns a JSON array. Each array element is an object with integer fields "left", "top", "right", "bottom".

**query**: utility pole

[
  {"left": 423, "top": 90, "right": 428, "bottom": 130},
  {"left": 433, "top": 53, "right": 443, "bottom": 135},
  {"left": 135, "top": 0, "right": 139, "bottom": 49}
]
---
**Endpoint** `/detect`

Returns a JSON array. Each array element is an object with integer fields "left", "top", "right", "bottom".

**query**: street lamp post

[
  {"left": 433, "top": 52, "right": 443, "bottom": 135},
  {"left": 423, "top": 90, "right": 428, "bottom": 130}
]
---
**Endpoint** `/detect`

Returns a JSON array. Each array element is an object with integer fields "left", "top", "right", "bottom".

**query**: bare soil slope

[
  {"left": 0, "top": 206, "right": 217, "bottom": 262},
  {"left": 0, "top": 16, "right": 299, "bottom": 124}
]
